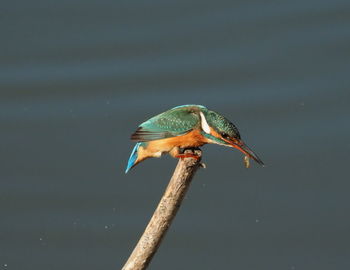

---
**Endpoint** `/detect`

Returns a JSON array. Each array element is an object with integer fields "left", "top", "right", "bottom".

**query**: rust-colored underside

[{"left": 136, "top": 129, "right": 209, "bottom": 163}]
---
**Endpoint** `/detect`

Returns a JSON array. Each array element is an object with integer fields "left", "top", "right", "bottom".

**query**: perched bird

[{"left": 125, "top": 105, "right": 264, "bottom": 173}]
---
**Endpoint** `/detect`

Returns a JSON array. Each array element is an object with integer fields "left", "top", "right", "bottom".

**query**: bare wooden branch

[{"left": 122, "top": 149, "right": 202, "bottom": 270}]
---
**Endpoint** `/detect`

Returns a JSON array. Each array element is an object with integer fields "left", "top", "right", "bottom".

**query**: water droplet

[{"left": 255, "top": 219, "right": 260, "bottom": 223}]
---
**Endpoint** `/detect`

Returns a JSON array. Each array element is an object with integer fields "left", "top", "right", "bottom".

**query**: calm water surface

[{"left": 1, "top": 0, "right": 350, "bottom": 269}]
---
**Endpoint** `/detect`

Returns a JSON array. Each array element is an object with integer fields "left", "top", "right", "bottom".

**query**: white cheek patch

[{"left": 199, "top": 112, "right": 211, "bottom": 134}]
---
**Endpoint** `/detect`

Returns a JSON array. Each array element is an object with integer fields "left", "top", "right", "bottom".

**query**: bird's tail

[{"left": 125, "top": 142, "right": 141, "bottom": 173}]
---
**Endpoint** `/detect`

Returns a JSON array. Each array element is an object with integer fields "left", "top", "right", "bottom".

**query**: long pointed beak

[{"left": 229, "top": 140, "right": 264, "bottom": 166}]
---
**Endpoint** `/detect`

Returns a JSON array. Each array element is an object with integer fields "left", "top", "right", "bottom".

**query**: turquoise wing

[{"left": 131, "top": 105, "right": 203, "bottom": 142}]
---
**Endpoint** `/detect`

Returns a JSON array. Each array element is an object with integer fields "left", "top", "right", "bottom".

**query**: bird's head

[{"left": 200, "top": 110, "right": 264, "bottom": 166}]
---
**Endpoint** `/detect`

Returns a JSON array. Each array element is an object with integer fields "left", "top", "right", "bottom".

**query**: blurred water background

[{"left": 1, "top": 0, "right": 350, "bottom": 269}]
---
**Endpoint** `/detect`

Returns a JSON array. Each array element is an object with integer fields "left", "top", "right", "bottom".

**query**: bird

[{"left": 125, "top": 104, "right": 264, "bottom": 173}]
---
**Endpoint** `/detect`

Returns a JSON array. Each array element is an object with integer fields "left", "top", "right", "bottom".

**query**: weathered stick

[{"left": 122, "top": 149, "right": 202, "bottom": 270}]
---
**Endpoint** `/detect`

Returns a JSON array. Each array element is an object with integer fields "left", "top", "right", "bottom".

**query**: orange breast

[
  {"left": 137, "top": 129, "right": 208, "bottom": 161},
  {"left": 172, "top": 129, "right": 208, "bottom": 147},
  {"left": 161, "top": 130, "right": 208, "bottom": 148},
  {"left": 155, "top": 129, "right": 209, "bottom": 149}
]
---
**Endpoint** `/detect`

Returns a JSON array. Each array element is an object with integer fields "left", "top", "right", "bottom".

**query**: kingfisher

[{"left": 125, "top": 105, "right": 264, "bottom": 173}]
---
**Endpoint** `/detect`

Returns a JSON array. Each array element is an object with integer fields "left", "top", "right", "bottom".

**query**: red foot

[{"left": 175, "top": 154, "right": 200, "bottom": 160}]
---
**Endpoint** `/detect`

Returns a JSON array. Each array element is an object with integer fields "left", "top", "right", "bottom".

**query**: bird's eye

[{"left": 221, "top": 133, "right": 229, "bottom": 139}]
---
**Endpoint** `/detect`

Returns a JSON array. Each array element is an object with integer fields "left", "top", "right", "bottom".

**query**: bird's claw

[{"left": 176, "top": 147, "right": 202, "bottom": 160}]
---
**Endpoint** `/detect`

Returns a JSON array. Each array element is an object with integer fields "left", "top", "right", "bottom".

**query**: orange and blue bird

[{"left": 125, "top": 105, "right": 264, "bottom": 173}]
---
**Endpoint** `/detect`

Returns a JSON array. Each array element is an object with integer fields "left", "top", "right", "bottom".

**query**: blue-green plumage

[
  {"left": 131, "top": 105, "right": 202, "bottom": 142},
  {"left": 126, "top": 104, "right": 264, "bottom": 173},
  {"left": 125, "top": 143, "right": 140, "bottom": 173},
  {"left": 125, "top": 142, "right": 148, "bottom": 173}
]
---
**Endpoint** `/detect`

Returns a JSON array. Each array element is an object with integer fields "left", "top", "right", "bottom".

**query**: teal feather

[
  {"left": 126, "top": 104, "right": 264, "bottom": 170},
  {"left": 131, "top": 105, "right": 203, "bottom": 142},
  {"left": 125, "top": 142, "right": 147, "bottom": 173}
]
